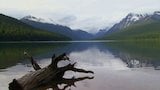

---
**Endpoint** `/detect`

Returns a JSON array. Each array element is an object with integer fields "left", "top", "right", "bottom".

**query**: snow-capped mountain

[
  {"left": 96, "top": 11, "right": 160, "bottom": 37},
  {"left": 106, "top": 13, "right": 148, "bottom": 34},
  {"left": 21, "top": 16, "right": 93, "bottom": 40},
  {"left": 122, "top": 13, "right": 148, "bottom": 27},
  {"left": 98, "top": 11, "right": 160, "bottom": 40}
]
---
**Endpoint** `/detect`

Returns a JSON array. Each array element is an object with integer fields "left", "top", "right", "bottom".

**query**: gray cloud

[{"left": 57, "top": 15, "right": 77, "bottom": 26}]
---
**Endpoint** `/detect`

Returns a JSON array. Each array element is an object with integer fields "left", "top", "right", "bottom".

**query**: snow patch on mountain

[
  {"left": 122, "top": 13, "right": 148, "bottom": 28},
  {"left": 23, "top": 16, "right": 44, "bottom": 22},
  {"left": 22, "top": 15, "right": 55, "bottom": 24},
  {"left": 127, "top": 13, "right": 140, "bottom": 22},
  {"left": 154, "top": 11, "right": 160, "bottom": 15}
]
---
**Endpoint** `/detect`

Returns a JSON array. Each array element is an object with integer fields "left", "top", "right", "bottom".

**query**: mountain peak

[
  {"left": 22, "top": 15, "right": 48, "bottom": 23},
  {"left": 119, "top": 12, "right": 149, "bottom": 28},
  {"left": 103, "top": 12, "right": 150, "bottom": 34}
]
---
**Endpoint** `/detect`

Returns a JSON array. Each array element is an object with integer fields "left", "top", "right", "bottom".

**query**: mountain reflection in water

[
  {"left": 105, "top": 42, "right": 160, "bottom": 70},
  {"left": 0, "top": 41, "right": 160, "bottom": 90}
]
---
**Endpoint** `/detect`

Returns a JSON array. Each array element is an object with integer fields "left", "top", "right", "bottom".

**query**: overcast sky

[{"left": 0, "top": 0, "right": 160, "bottom": 33}]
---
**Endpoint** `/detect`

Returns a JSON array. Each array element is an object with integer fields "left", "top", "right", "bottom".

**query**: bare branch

[
  {"left": 59, "top": 62, "right": 94, "bottom": 74},
  {"left": 60, "top": 76, "right": 94, "bottom": 90},
  {"left": 24, "top": 51, "right": 41, "bottom": 70},
  {"left": 50, "top": 53, "right": 70, "bottom": 68}
]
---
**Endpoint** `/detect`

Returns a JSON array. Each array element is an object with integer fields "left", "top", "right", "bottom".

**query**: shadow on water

[{"left": 104, "top": 41, "right": 160, "bottom": 70}]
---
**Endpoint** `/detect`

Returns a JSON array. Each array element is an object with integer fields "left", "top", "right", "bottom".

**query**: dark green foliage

[{"left": 0, "top": 14, "right": 71, "bottom": 41}]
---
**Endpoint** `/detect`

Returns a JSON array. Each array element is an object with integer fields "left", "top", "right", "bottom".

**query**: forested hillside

[{"left": 0, "top": 14, "right": 71, "bottom": 41}]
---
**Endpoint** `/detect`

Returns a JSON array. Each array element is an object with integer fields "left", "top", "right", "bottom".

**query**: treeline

[{"left": 0, "top": 14, "right": 71, "bottom": 41}]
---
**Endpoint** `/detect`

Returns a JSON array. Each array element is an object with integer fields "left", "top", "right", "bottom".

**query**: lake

[{"left": 0, "top": 41, "right": 160, "bottom": 90}]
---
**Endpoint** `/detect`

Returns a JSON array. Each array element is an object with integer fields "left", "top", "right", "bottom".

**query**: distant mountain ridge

[
  {"left": 94, "top": 28, "right": 108, "bottom": 37},
  {"left": 1, "top": 11, "right": 160, "bottom": 41},
  {"left": 21, "top": 16, "right": 93, "bottom": 40},
  {"left": 100, "top": 11, "right": 160, "bottom": 40}
]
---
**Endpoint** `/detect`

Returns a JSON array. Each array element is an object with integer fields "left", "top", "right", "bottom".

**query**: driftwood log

[{"left": 9, "top": 53, "right": 94, "bottom": 90}]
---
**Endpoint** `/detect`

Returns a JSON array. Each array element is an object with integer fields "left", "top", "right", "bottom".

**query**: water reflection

[
  {"left": 69, "top": 47, "right": 129, "bottom": 70},
  {"left": 105, "top": 42, "right": 160, "bottom": 70},
  {"left": 0, "top": 43, "right": 68, "bottom": 69},
  {"left": 0, "top": 41, "right": 160, "bottom": 90},
  {"left": 30, "top": 76, "right": 94, "bottom": 90}
]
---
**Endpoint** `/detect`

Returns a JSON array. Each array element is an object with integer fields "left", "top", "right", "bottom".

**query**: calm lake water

[{"left": 0, "top": 41, "right": 160, "bottom": 90}]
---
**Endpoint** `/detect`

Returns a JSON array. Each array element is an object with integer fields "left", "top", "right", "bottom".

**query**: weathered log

[{"left": 9, "top": 53, "right": 94, "bottom": 90}]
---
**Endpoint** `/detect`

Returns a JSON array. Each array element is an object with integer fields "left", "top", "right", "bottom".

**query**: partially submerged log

[{"left": 9, "top": 53, "right": 94, "bottom": 90}]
